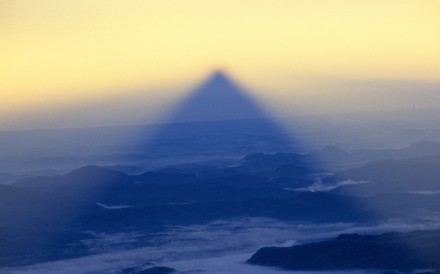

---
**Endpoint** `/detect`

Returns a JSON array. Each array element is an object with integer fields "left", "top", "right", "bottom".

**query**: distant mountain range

[
  {"left": 308, "top": 140, "right": 440, "bottom": 170},
  {"left": 327, "top": 155, "right": 440, "bottom": 195},
  {"left": 2, "top": 147, "right": 440, "bottom": 267}
]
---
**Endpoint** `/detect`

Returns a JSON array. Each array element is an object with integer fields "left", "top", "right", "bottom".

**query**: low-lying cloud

[{"left": 4, "top": 217, "right": 440, "bottom": 274}]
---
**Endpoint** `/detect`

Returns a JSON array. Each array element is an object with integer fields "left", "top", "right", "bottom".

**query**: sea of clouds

[{"left": 4, "top": 217, "right": 440, "bottom": 274}]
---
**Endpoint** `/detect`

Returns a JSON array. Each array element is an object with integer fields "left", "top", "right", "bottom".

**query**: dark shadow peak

[
  {"left": 164, "top": 70, "right": 266, "bottom": 122},
  {"left": 197, "top": 70, "right": 243, "bottom": 95},
  {"left": 210, "top": 69, "right": 228, "bottom": 80}
]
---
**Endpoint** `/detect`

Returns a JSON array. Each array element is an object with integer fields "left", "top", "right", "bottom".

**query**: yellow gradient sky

[{"left": 1, "top": 0, "right": 440, "bottom": 129}]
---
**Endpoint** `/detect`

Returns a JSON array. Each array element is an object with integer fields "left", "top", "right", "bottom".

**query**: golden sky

[{"left": 1, "top": 0, "right": 440, "bottom": 128}]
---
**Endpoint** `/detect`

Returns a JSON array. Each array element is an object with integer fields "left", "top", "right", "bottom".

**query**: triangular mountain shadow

[
  {"left": 164, "top": 70, "right": 268, "bottom": 123},
  {"left": 140, "top": 70, "right": 305, "bottom": 162}
]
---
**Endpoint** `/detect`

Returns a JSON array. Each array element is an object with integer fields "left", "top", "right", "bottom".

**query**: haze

[{"left": 1, "top": 0, "right": 440, "bottom": 130}]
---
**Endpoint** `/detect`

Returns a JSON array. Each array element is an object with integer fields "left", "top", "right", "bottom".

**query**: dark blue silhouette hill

[{"left": 248, "top": 229, "right": 440, "bottom": 271}]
